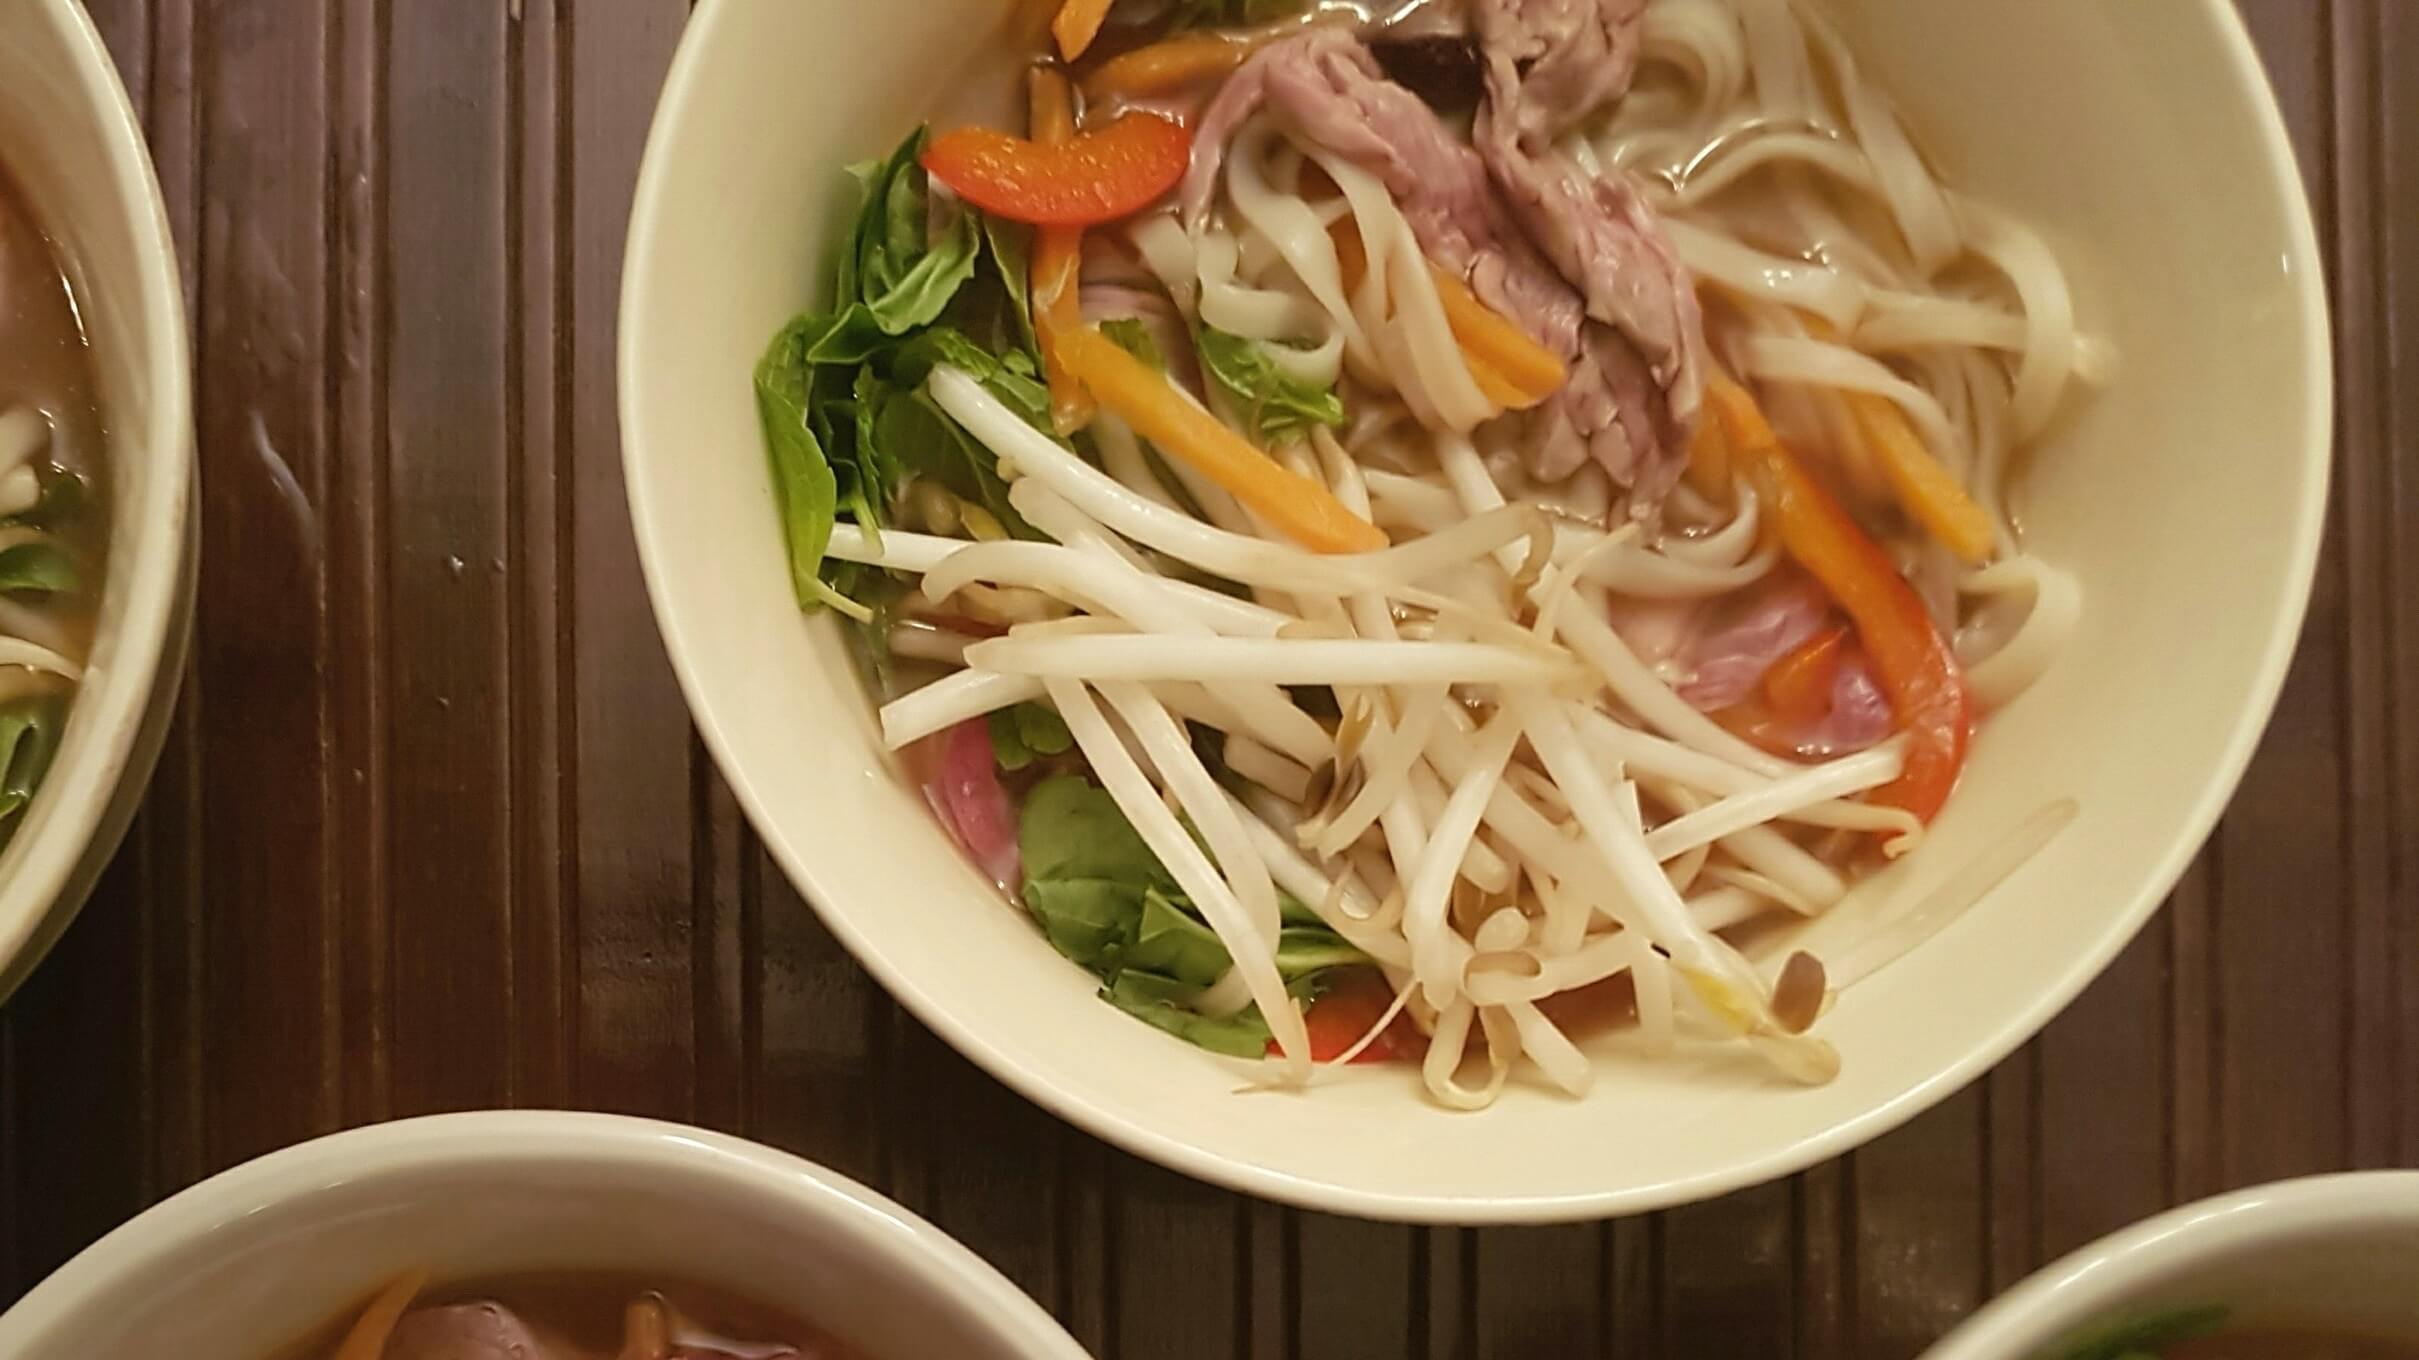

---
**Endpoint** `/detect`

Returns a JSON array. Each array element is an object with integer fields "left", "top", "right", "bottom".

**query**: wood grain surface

[{"left": 1, "top": 3, "right": 2410, "bottom": 1356}]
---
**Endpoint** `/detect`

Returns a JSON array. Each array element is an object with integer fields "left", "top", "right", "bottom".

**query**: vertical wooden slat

[
  {"left": 2208, "top": 0, "right": 2349, "bottom": 1192},
  {"left": 2374, "top": 2, "right": 2419, "bottom": 1169},
  {"left": 188, "top": 0, "right": 341, "bottom": 1170},
  {"left": 325, "top": 0, "right": 393, "bottom": 1132},
  {"left": 1295, "top": 1214, "right": 1417, "bottom": 1359},
  {"left": 2325, "top": 0, "right": 2407, "bottom": 1173},
  {"left": 2030, "top": 935, "right": 2171, "bottom": 1260},
  {"left": 506, "top": 0, "right": 572, "bottom": 1114},
  {"left": 1847, "top": 1091, "right": 1987, "bottom": 1359},
  {"left": 1658, "top": 1183, "right": 1793, "bottom": 1358},
  {"left": 749, "top": 862, "right": 890, "bottom": 1185},
  {"left": 562, "top": 0, "right": 695, "bottom": 1118},
  {"left": 1111, "top": 1155, "right": 1241, "bottom": 1360},
  {"left": 1471, "top": 1224, "right": 1607, "bottom": 1358}
]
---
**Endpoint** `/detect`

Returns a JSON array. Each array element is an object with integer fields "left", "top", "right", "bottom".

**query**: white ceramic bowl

[
  {"left": 619, "top": 0, "right": 2328, "bottom": 1221},
  {"left": 0, "top": 1111, "right": 1090, "bottom": 1358},
  {"left": 1925, "top": 1173, "right": 2419, "bottom": 1358},
  {"left": 0, "top": 0, "right": 195, "bottom": 1002}
]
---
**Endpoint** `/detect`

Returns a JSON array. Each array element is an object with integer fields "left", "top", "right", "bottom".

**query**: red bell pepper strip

[
  {"left": 1704, "top": 374, "right": 1971, "bottom": 823},
  {"left": 1277, "top": 970, "right": 1410, "bottom": 1064},
  {"left": 922, "top": 113, "right": 1191, "bottom": 228}
]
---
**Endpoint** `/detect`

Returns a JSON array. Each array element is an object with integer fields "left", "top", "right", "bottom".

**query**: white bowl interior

[
  {"left": 0, "top": 1113, "right": 1087, "bottom": 1359},
  {"left": 619, "top": 0, "right": 2327, "bottom": 1220},
  {"left": 0, "top": 1, "right": 192, "bottom": 995},
  {"left": 1924, "top": 1174, "right": 2419, "bottom": 1358}
]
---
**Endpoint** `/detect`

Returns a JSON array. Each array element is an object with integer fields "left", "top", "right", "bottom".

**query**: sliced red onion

[{"left": 932, "top": 717, "right": 1022, "bottom": 890}]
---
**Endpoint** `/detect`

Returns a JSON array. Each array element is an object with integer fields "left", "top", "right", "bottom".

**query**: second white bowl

[{"left": 0, "top": 1111, "right": 1089, "bottom": 1359}]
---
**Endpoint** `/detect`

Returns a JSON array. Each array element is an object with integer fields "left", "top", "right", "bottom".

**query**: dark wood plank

[{"left": 2373, "top": 0, "right": 2419, "bottom": 1171}]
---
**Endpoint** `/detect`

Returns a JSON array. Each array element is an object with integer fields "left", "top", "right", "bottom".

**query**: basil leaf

[
  {"left": 890, "top": 327, "right": 1055, "bottom": 433},
  {"left": 2049, "top": 1306, "right": 2229, "bottom": 1360},
  {"left": 1196, "top": 326, "right": 1347, "bottom": 442},
  {"left": 0, "top": 694, "right": 67, "bottom": 846},
  {"left": 848, "top": 128, "right": 980, "bottom": 337},
  {"left": 0, "top": 542, "right": 78, "bottom": 595},
  {"left": 981, "top": 212, "right": 1039, "bottom": 358},
  {"left": 753, "top": 318, "right": 862, "bottom": 618}
]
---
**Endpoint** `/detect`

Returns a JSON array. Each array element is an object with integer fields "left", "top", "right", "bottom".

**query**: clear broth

[
  {"left": 0, "top": 164, "right": 107, "bottom": 767},
  {"left": 279, "top": 1271, "right": 870, "bottom": 1360}
]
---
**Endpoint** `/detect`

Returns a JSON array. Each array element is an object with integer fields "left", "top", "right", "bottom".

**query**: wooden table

[{"left": 0, "top": 3, "right": 2406, "bottom": 1355}]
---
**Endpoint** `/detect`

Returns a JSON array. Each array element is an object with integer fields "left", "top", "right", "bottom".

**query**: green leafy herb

[
  {"left": 1196, "top": 326, "right": 1347, "bottom": 443},
  {"left": 755, "top": 127, "right": 1060, "bottom": 615},
  {"left": 981, "top": 212, "right": 1039, "bottom": 358},
  {"left": 755, "top": 318, "right": 860, "bottom": 618},
  {"left": 1100, "top": 317, "right": 1167, "bottom": 372},
  {"left": 989, "top": 703, "right": 1074, "bottom": 772},
  {"left": 1102, "top": 974, "right": 1274, "bottom": 1057},
  {"left": 1169, "top": 0, "right": 1311, "bottom": 32},
  {"left": 1017, "top": 775, "right": 1370, "bottom": 1057},
  {"left": 0, "top": 542, "right": 78, "bottom": 595},
  {"left": 0, "top": 467, "right": 83, "bottom": 531},
  {"left": 826, "top": 129, "right": 980, "bottom": 353},
  {"left": 2047, "top": 1306, "right": 2229, "bottom": 1360},
  {"left": 0, "top": 694, "right": 66, "bottom": 847}
]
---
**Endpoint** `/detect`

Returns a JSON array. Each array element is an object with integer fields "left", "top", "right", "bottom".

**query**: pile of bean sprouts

[{"left": 844, "top": 0, "right": 2093, "bottom": 1108}]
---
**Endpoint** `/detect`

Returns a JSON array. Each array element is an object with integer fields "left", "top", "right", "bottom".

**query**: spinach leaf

[
  {"left": 1100, "top": 317, "right": 1166, "bottom": 372},
  {"left": 1021, "top": 775, "right": 1175, "bottom": 896},
  {"left": 989, "top": 702, "right": 1073, "bottom": 772},
  {"left": 1018, "top": 775, "right": 1371, "bottom": 1057},
  {"left": 2047, "top": 1306, "right": 2228, "bottom": 1360},
  {"left": 1196, "top": 326, "right": 1347, "bottom": 443},
  {"left": 1102, "top": 974, "right": 1273, "bottom": 1058},
  {"left": 0, "top": 542, "right": 78, "bottom": 595},
  {"left": 754, "top": 317, "right": 863, "bottom": 618},
  {"left": 0, "top": 694, "right": 66, "bottom": 846}
]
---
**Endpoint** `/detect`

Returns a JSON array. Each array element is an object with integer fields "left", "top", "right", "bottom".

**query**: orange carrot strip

[
  {"left": 1081, "top": 33, "right": 1259, "bottom": 105},
  {"left": 1845, "top": 390, "right": 1996, "bottom": 565},
  {"left": 1797, "top": 316, "right": 1995, "bottom": 565},
  {"left": 1705, "top": 374, "right": 1970, "bottom": 822},
  {"left": 1028, "top": 68, "right": 1094, "bottom": 434},
  {"left": 1426, "top": 264, "right": 1565, "bottom": 407},
  {"left": 1052, "top": 0, "right": 1114, "bottom": 60},
  {"left": 332, "top": 1270, "right": 429, "bottom": 1360},
  {"left": 1055, "top": 326, "right": 1390, "bottom": 553}
]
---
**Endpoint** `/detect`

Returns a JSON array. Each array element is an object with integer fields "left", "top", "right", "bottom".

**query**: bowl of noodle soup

[{"left": 621, "top": 0, "right": 2327, "bottom": 1220}]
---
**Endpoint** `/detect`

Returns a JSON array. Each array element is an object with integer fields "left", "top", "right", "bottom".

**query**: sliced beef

[
  {"left": 382, "top": 1303, "right": 561, "bottom": 1360},
  {"left": 1470, "top": 0, "right": 1646, "bottom": 144}
]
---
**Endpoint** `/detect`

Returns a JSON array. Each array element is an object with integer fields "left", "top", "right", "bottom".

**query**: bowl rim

[
  {"left": 615, "top": 0, "right": 2334, "bottom": 1223},
  {"left": 1920, "top": 1172, "right": 2419, "bottom": 1358},
  {"left": 0, "top": 0, "right": 195, "bottom": 1001},
  {"left": 0, "top": 1110, "right": 1091, "bottom": 1358}
]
